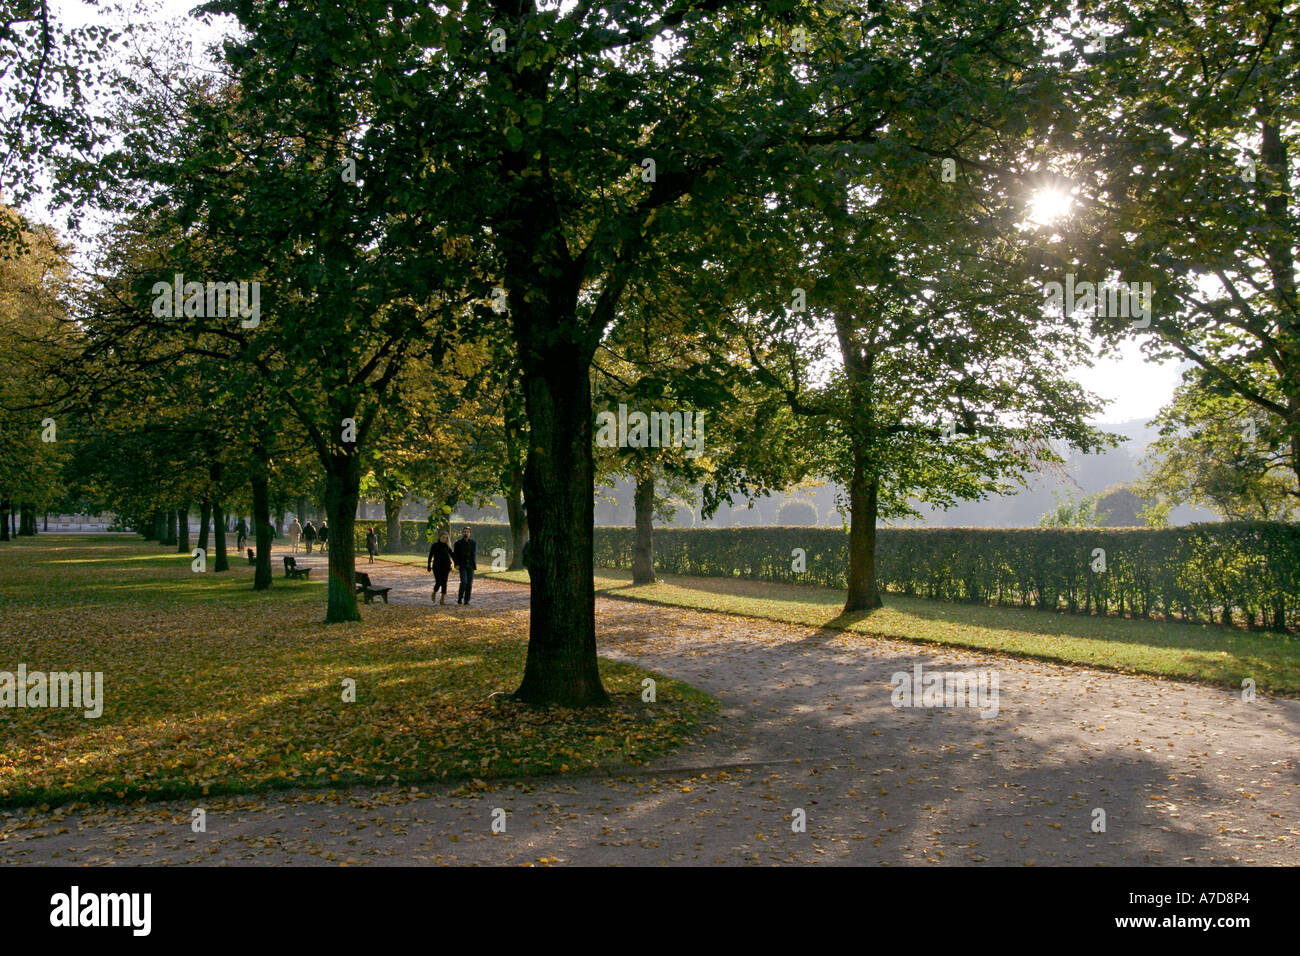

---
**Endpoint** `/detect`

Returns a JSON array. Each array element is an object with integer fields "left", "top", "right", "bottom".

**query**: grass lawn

[
  {"left": 0, "top": 536, "right": 716, "bottom": 809},
  {"left": 480, "top": 566, "right": 1300, "bottom": 696}
]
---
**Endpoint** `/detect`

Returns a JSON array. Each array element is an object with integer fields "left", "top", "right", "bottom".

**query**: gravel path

[{"left": 2, "top": 559, "right": 1296, "bottom": 866}]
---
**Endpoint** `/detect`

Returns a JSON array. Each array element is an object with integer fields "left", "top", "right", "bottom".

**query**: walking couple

[{"left": 427, "top": 526, "right": 476, "bottom": 605}]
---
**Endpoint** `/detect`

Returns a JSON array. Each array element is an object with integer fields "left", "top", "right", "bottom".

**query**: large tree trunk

[
  {"left": 165, "top": 508, "right": 177, "bottom": 546},
  {"left": 197, "top": 500, "right": 212, "bottom": 555},
  {"left": 212, "top": 501, "right": 229, "bottom": 572},
  {"left": 208, "top": 456, "right": 228, "bottom": 570},
  {"left": 505, "top": 482, "right": 528, "bottom": 569},
  {"left": 512, "top": 345, "right": 608, "bottom": 706},
  {"left": 631, "top": 469, "right": 655, "bottom": 585},
  {"left": 324, "top": 452, "right": 362, "bottom": 622},
  {"left": 835, "top": 300, "right": 883, "bottom": 614},
  {"left": 0, "top": 498, "right": 9, "bottom": 541},
  {"left": 844, "top": 462, "right": 883, "bottom": 612},
  {"left": 176, "top": 506, "right": 190, "bottom": 553},
  {"left": 384, "top": 491, "right": 403, "bottom": 553},
  {"left": 250, "top": 465, "right": 273, "bottom": 591}
]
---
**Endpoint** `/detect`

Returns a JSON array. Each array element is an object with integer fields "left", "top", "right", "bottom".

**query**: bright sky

[
  {"left": 39, "top": 0, "right": 1183, "bottom": 426},
  {"left": 1081, "top": 340, "right": 1185, "bottom": 424}
]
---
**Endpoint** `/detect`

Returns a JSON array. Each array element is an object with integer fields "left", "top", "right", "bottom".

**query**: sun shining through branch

[{"left": 1027, "top": 186, "right": 1074, "bottom": 226}]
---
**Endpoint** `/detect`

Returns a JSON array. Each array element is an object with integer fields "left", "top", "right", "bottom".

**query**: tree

[
  {"left": 0, "top": 0, "right": 121, "bottom": 245},
  {"left": 1074, "top": 0, "right": 1300, "bottom": 495},
  {"left": 776, "top": 499, "right": 818, "bottom": 526},
  {"left": 730, "top": 90, "right": 1116, "bottom": 610},
  {"left": 360, "top": 340, "right": 506, "bottom": 554},
  {"left": 1139, "top": 375, "right": 1299, "bottom": 520},
  {"left": 387, "top": 0, "right": 1113, "bottom": 695},
  {"left": 73, "top": 14, "right": 478, "bottom": 619},
  {"left": 593, "top": 278, "right": 739, "bottom": 585},
  {"left": 1039, "top": 491, "right": 1108, "bottom": 527},
  {"left": 0, "top": 205, "right": 74, "bottom": 540}
]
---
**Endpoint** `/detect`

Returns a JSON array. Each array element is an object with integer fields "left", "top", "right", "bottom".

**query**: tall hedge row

[{"left": 360, "top": 520, "right": 1300, "bottom": 628}]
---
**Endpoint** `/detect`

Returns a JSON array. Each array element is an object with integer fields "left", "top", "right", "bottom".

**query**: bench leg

[{"left": 381, "top": 592, "right": 388, "bottom": 603}]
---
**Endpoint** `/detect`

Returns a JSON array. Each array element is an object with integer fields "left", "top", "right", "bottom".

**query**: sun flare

[{"left": 1028, "top": 187, "right": 1074, "bottom": 226}]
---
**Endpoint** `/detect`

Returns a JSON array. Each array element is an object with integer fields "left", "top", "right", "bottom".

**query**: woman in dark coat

[
  {"left": 302, "top": 520, "right": 317, "bottom": 554},
  {"left": 365, "top": 527, "right": 379, "bottom": 564},
  {"left": 318, "top": 520, "right": 329, "bottom": 552},
  {"left": 427, "top": 531, "right": 454, "bottom": 605}
]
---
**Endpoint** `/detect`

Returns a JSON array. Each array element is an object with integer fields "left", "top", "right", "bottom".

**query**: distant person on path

[
  {"left": 235, "top": 517, "right": 248, "bottom": 552},
  {"left": 319, "top": 520, "right": 329, "bottom": 553},
  {"left": 427, "top": 531, "right": 454, "bottom": 604},
  {"left": 365, "top": 527, "right": 379, "bottom": 563},
  {"left": 302, "top": 520, "right": 316, "bottom": 554},
  {"left": 453, "top": 526, "right": 477, "bottom": 605},
  {"left": 289, "top": 517, "right": 303, "bottom": 554}
]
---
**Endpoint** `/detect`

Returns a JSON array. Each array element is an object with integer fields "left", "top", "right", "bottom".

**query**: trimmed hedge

[{"left": 360, "top": 520, "right": 1300, "bottom": 628}]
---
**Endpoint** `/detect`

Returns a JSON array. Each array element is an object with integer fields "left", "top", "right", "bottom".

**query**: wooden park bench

[
  {"left": 247, "top": 548, "right": 255, "bottom": 565},
  {"left": 283, "top": 555, "right": 312, "bottom": 579},
  {"left": 354, "top": 572, "right": 391, "bottom": 604}
]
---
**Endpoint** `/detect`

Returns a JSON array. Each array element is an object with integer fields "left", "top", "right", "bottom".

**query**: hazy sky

[{"left": 41, "top": 0, "right": 1185, "bottom": 426}]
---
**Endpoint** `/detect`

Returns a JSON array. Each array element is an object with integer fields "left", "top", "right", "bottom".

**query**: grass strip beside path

[{"left": 479, "top": 566, "right": 1300, "bottom": 696}]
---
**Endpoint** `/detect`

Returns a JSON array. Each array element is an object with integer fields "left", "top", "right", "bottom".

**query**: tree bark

[
  {"left": 844, "top": 462, "right": 884, "bottom": 612},
  {"left": 834, "top": 298, "right": 883, "bottom": 614},
  {"left": 324, "top": 451, "right": 362, "bottom": 622},
  {"left": 198, "top": 500, "right": 212, "bottom": 555},
  {"left": 250, "top": 464, "right": 273, "bottom": 591},
  {"left": 512, "top": 344, "right": 608, "bottom": 706},
  {"left": 505, "top": 482, "right": 528, "bottom": 569},
  {"left": 212, "top": 500, "right": 229, "bottom": 572},
  {"left": 631, "top": 469, "right": 655, "bottom": 585},
  {"left": 165, "top": 508, "right": 177, "bottom": 546},
  {"left": 0, "top": 499, "right": 9, "bottom": 541},
  {"left": 384, "top": 490, "right": 403, "bottom": 552},
  {"left": 497, "top": 123, "right": 608, "bottom": 705},
  {"left": 176, "top": 506, "right": 190, "bottom": 553}
]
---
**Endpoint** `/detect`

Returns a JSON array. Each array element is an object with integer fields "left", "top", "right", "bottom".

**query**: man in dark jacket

[
  {"left": 452, "top": 526, "right": 477, "bottom": 605},
  {"left": 427, "top": 531, "right": 454, "bottom": 604}
]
